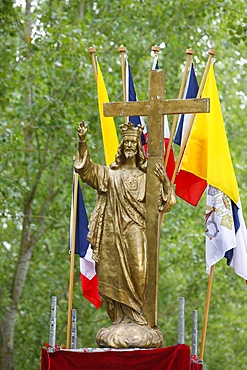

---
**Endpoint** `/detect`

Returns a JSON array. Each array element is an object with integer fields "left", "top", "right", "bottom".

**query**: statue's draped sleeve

[
  {"left": 74, "top": 141, "right": 108, "bottom": 192},
  {"left": 74, "top": 142, "right": 108, "bottom": 260}
]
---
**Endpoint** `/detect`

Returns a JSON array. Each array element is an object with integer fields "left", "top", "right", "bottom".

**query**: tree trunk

[
  {"left": 0, "top": 241, "right": 34, "bottom": 370},
  {"left": 0, "top": 307, "right": 15, "bottom": 370},
  {"left": 0, "top": 247, "right": 34, "bottom": 370},
  {"left": 0, "top": 191, "right": 35, "bottom": 370}
]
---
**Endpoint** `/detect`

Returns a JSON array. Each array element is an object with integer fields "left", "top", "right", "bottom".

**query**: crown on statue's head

[{"left": 120, "top": 122, "right": 143, "bottom": 139}]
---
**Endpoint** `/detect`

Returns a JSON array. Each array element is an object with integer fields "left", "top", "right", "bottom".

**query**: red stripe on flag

[
  {"left": 164, "top": 138, "right": 175, "bottom": 182},
  {"left": 175, "top": 170, "right": 207, "bottom": 206},
  {"left": 80, "top": 273, "right": 102, "bottom": 309}
]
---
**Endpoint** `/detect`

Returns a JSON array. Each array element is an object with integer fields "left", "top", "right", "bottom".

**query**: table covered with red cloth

[{"left": 41, "top": 344, "right": 193, "bottom": 370}]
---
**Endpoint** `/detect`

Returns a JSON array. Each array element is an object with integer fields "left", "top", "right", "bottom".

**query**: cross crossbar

[{"left": 104, "top": 98, "right": 209, "bottom": 118}]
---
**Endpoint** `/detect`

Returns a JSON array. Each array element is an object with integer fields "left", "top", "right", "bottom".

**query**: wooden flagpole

[
  {"left": 200, "top": 264, "right": 215, "bottom": 360},
  {"left": 118, "top": 44, "right": 127, "bottom": 123},
  {"left": 170, "top": 49, "right": 216, "bottom": 186},
  {"left": 198, "top": 53, "right": 215, "bottom": 351},
  {"left": 66, "top": 171, "right": 79, "bottom": 348},
  {"left": 118, "top": 44, "right": 127, "bottom": 102},
  {"left": 66, "top": 47, "right": 98, "bottom": 348},
  {"left": 164, "top": 48, "right": 194, "bottom": 169},
  {"left": 67, "top": 48, "right": 98, "bottom": 348},
  {"left": 167, "top": 49, "right": 217, "bottom": 360},
  {"left": 87, "top": 46, "right": 97, "bottom": 81}
]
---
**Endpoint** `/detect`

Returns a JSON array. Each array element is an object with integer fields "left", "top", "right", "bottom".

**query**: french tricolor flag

[
  {"left": 174, "top": 63, "right": 207, "bottom": 206},
  {"left": 69, "top": 176, "right": 102, "bottom": 309}
]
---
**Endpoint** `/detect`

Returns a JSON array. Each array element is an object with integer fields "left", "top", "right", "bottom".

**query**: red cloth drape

[{"left": 41, "top": 344, "right": 191, "bottom": 370}]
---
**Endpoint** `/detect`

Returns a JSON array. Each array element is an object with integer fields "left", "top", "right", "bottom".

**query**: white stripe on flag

[
  {"left": 80, "top": 244, "right": 96, "bottom": 280},
  {"left": 206, "top": 186, "right": 236, "bottom": 273}
]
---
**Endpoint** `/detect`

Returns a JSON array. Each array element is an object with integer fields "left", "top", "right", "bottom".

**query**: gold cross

[{"left": 104, "top": 69, "right": 209, "bottom": 327}]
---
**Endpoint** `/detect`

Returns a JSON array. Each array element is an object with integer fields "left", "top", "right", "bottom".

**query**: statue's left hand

[
  {"left": 154, "top": 163, "right": 170, "bottom": 189},
  {"left": 154, "top": 163, "right": 168, "bottom": 183},
  {"left": 154, "top": 163, "right": 176, "bottom": 211}
]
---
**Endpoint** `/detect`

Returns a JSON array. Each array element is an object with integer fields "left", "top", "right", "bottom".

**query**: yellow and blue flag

[
  {"left": 180, "top": 64, "right": 238, "bottom": 203},
  {"left": 179, "top": 63, "right": 247, "bottom": 279}
]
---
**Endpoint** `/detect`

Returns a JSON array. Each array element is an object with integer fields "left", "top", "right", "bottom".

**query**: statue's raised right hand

[{"left": 78, "top": 121, "right": 88, "bottom": 141}]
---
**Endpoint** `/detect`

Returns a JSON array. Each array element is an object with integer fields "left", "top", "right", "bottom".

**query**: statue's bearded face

[{"left": 123, "top": 135, "right": 138, "bottom": 159}]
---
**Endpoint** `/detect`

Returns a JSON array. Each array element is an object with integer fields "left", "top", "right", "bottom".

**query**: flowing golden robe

[{"left": 75, "top": 142, "right": 170, "bottom": 324}]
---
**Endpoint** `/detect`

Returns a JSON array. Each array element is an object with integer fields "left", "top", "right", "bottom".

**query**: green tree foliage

[{"left": 0, "top": 0, "right": 246, "bottom": 369}]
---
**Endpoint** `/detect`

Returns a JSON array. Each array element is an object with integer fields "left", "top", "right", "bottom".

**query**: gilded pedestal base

[{"left": 96, "top": 323, "right": 164, "bottom": 348}]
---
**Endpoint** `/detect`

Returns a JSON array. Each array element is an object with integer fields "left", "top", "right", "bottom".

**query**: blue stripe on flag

[
  {"left": 75, "top": 182, "right": 89, "bottom": 257},
  {"left": 174, "top": 63, "right": 199, "bottom": 145},
  {"left": 128, "top": 65, "right": 146, "bottom": 145},
  {"left": 225, "top": 202, "right": 240, "bottom": 266}
]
